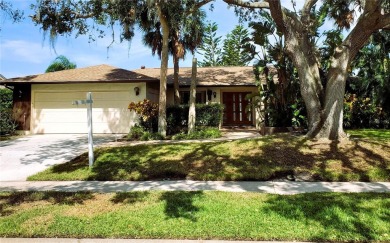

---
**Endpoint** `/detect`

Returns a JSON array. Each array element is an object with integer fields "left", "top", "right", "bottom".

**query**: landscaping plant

[
  {"left": 0, "top": 88, "right": 16, "bottom": 135},
  {"left": 167, "top": 103, "right": 224, "bottom": 134},
  {"left": 172, "top": 127, "right": 221, "bottom": 140},
  {"left": 128, "top": 99, "right": 159, "bottom": 132}
]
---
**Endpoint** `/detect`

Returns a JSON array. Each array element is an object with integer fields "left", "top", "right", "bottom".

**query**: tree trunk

[
  {"left": 172, "top": 31, "right": 182, "bottom": 105},
  {"left": 157, "top": 4, "right": 169, "bottom": 137},
  {"left": 188, "top": 58, "right": 197, "bottom": 134},
  {"left": 282, "top": 25, "right": 323, "bottom": 134},
  {"left": 269, "top": 4, "right": 346, "bottom": 140},
  {"left": 303, "top": 1, "right": 384, "bottom": 140},
  {"left": 287, "top": 33, "right": 346, "bottom": 140},
  {"left": 173, "top": 53, "right": 181, "bottom": 104},
  {"left": 310, "top": 49, "right": 349, "bottom": 139}
]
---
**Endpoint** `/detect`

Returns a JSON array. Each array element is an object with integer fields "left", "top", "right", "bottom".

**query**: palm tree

[
  {"left": 139, "top": 3, "right": 206, "bottom": 104},
  {"left": 31, "top": 0, "right": 210, "bottom": 137},
  {"left": 45, "top": 55, "right": 76, "bottom": 73}
]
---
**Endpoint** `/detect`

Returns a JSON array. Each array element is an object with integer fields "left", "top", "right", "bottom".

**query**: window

[{"left": 180, "top": 91, "right": 206, "bottom": 104}]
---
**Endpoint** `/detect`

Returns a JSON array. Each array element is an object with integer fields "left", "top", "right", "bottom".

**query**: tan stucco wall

[{"left": 31, "top": 83, "right": 146, "bottom": 134}]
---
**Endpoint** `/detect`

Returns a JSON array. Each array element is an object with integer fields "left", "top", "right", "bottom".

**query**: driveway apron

[{"left": 0, "top": 134, "right": 115, "bottom": 181}]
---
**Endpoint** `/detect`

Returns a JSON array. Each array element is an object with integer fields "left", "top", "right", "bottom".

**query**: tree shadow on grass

[
  {"left": 34, "top": 133, "right": 390, "bottom": 182},
  {"left": 312, "top": 138, "right": 390, "bottom": 181},
  {"left": 159, "top": 191, "right": 203, "bottom": 222},
  {"left": 262, "top": 193, "right": 390, "bottom": 241},
  {"left": 90, "top": 144, "right": 183, "bottom": 181},
  {"left": 0, "top": 191, "right": 94, "bottom": 216},
  {"left": 110, "top": 191, "right": 150, "bottom": 204},
  {"left": 241, "top": 134, "right": 390, "bottom": 182},
  {"left": 50, "top": 153, "right": 89, "bottom": 173}
]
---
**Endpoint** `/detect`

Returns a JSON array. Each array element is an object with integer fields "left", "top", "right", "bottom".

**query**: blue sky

[{"left": 0, "top": 0, "right": 302, "bottom": 78}]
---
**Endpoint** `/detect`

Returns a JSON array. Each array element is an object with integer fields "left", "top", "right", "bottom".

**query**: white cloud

[
  {"left": 1, "top": 39, "right": 61, "bottom": 64},
  {"left": 56, "top": 32, "right": 153, "bottom": 69}
]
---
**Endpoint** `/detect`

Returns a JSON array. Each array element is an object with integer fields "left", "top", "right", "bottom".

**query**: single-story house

[{"left": 0, "top": 64, "right": 261, "bottom": 134}]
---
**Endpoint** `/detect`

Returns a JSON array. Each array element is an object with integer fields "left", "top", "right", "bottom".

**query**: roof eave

[{"left": 0, "top": 79, "right": 159, "bottom": 85}]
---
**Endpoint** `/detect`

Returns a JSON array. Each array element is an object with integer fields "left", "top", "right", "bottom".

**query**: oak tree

[{"left": 224, "top": 0, "right": 390, "bottom": 140}]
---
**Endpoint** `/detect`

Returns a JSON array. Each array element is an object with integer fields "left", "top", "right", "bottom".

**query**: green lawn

[
  {"left": 0, "top": 191, "right": 388, "bottom": 241},
  {"left": 28, "top": 129, "right": 390, "bottom": 182},
  {"left": 0, "top": 135, "right": 19, "bottom": 141},
  {"left": 348, "top": 128, "right": 390, "bottom": 141}
]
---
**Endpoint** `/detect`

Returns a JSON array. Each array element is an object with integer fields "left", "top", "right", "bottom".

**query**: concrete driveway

[{"left": 0, "top": 134, "right": 117, "bottom": 181}]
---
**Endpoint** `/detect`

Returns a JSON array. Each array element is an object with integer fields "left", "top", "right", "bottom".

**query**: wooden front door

[{"left": 222, "top": 92, "right": 252, "bottom": 125}]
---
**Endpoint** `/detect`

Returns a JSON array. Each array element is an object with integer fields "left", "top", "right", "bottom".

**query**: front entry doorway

[{"left": 222, "top": 92, "right": 252, "bottom": 126}]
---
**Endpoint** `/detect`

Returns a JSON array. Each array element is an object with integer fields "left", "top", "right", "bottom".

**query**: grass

[
  {"left": 172, "top": 127, "right": 222, "bottom": 140},
  {"left": 0, "top": 134, "right": 19, "bottom": 141},
  {"left": 28, "top": 129, "right": 390, "bottom": 182},
  {"left": 348, "top": 128, "right": 390, "bottom": 141},
  {"left": 0, "top": 191, "right": 388, "bottom": 241}
]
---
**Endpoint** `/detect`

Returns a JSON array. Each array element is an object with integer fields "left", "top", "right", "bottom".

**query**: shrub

[
  {"left": 0, "top": 89, "right": 16, "bottom": 135},
  {"left": 128, "top": 101, "right": 223, "bottom": 136},
  {"left": 196, "top": 104, "right": 224, "bottom": 126},
  {"left": 140, "top": 131, "right": 165, "bottom": 141},
  {"left": 344, "top": 94, "right": 389, "bottom": 129},
  {"left": 127, "top": 125, "right": 165, "bottom": 141},
  {"left": 172, "top": 127, "right": 222, "bottom": 140},
  {"left": 127, "top": 125, "right": 145, "bottom": 140},
  {"left": 128, "top": 99, "right": 158, "bottom": 132},
  {"left": 167, "top": 103, "right": 224, "bottom": 135}
]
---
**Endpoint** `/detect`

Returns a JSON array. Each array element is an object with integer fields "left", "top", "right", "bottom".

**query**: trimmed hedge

[
  {"left": 0, "top": 88, "right": 16, "bottom": 135},
  {"left": 167, "top": 103, "right": 224, "bottom": 135}
]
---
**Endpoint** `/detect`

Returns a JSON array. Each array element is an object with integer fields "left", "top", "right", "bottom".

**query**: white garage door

[{"left": 32, "top": 91, "right": 134, "bottom": 134}]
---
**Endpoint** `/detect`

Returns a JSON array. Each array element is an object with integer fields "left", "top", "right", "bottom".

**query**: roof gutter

[{"left": 0, "top": 79, "right": 160, "bottom": 85}]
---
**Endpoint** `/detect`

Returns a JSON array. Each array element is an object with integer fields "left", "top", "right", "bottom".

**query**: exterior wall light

[
  {"left": 134, "top": 87, "right": 140, "bottom": 96},
  {"left": 213, "top": 92, "right": 217, "bottom": 98}
]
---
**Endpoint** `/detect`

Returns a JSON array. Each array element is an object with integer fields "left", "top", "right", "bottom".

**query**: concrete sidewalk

[{"left": 1, "top": 180, "right": 389, "bottom": 194}]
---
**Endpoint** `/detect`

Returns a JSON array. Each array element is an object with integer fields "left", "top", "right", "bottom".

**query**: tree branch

[
  {"left": 74, "top": 13, "right": 96, "bottom": 19},
  {"left": 185, "top": 0, "right": 213, "bottom": 15},
  {"left": 267, "top": 0, "right": 287, "bottom": 34},
  {"left": 222, "top": 0, "right": 269, "bottom": 9},
  {"left": 193, "top": 0, "right": 214, "bottom": 10},
  {"left": 383, "top": 13, "right": 390, "bottom": 29},
  {"left": 338, "top": 0, "right": 385, "bottom": 63},
  {"left": 302, "top": 0, "right": 318, "bottom": 15},
  {"left": 301, "top": 0, "right": 318, "bottom": 24}
]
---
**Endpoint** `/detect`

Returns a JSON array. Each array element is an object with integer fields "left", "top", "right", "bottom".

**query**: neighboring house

[{"left": 0, "top": 64, "right": 261, "bottom": 134}]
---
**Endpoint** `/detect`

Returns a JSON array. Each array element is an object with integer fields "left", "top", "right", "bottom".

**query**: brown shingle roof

[
  {"left": 133, "top": 66, "right": 257, "bottom": 86},
  {"left": 0, "top": 64, "right": 158, "bottom": 84}
]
